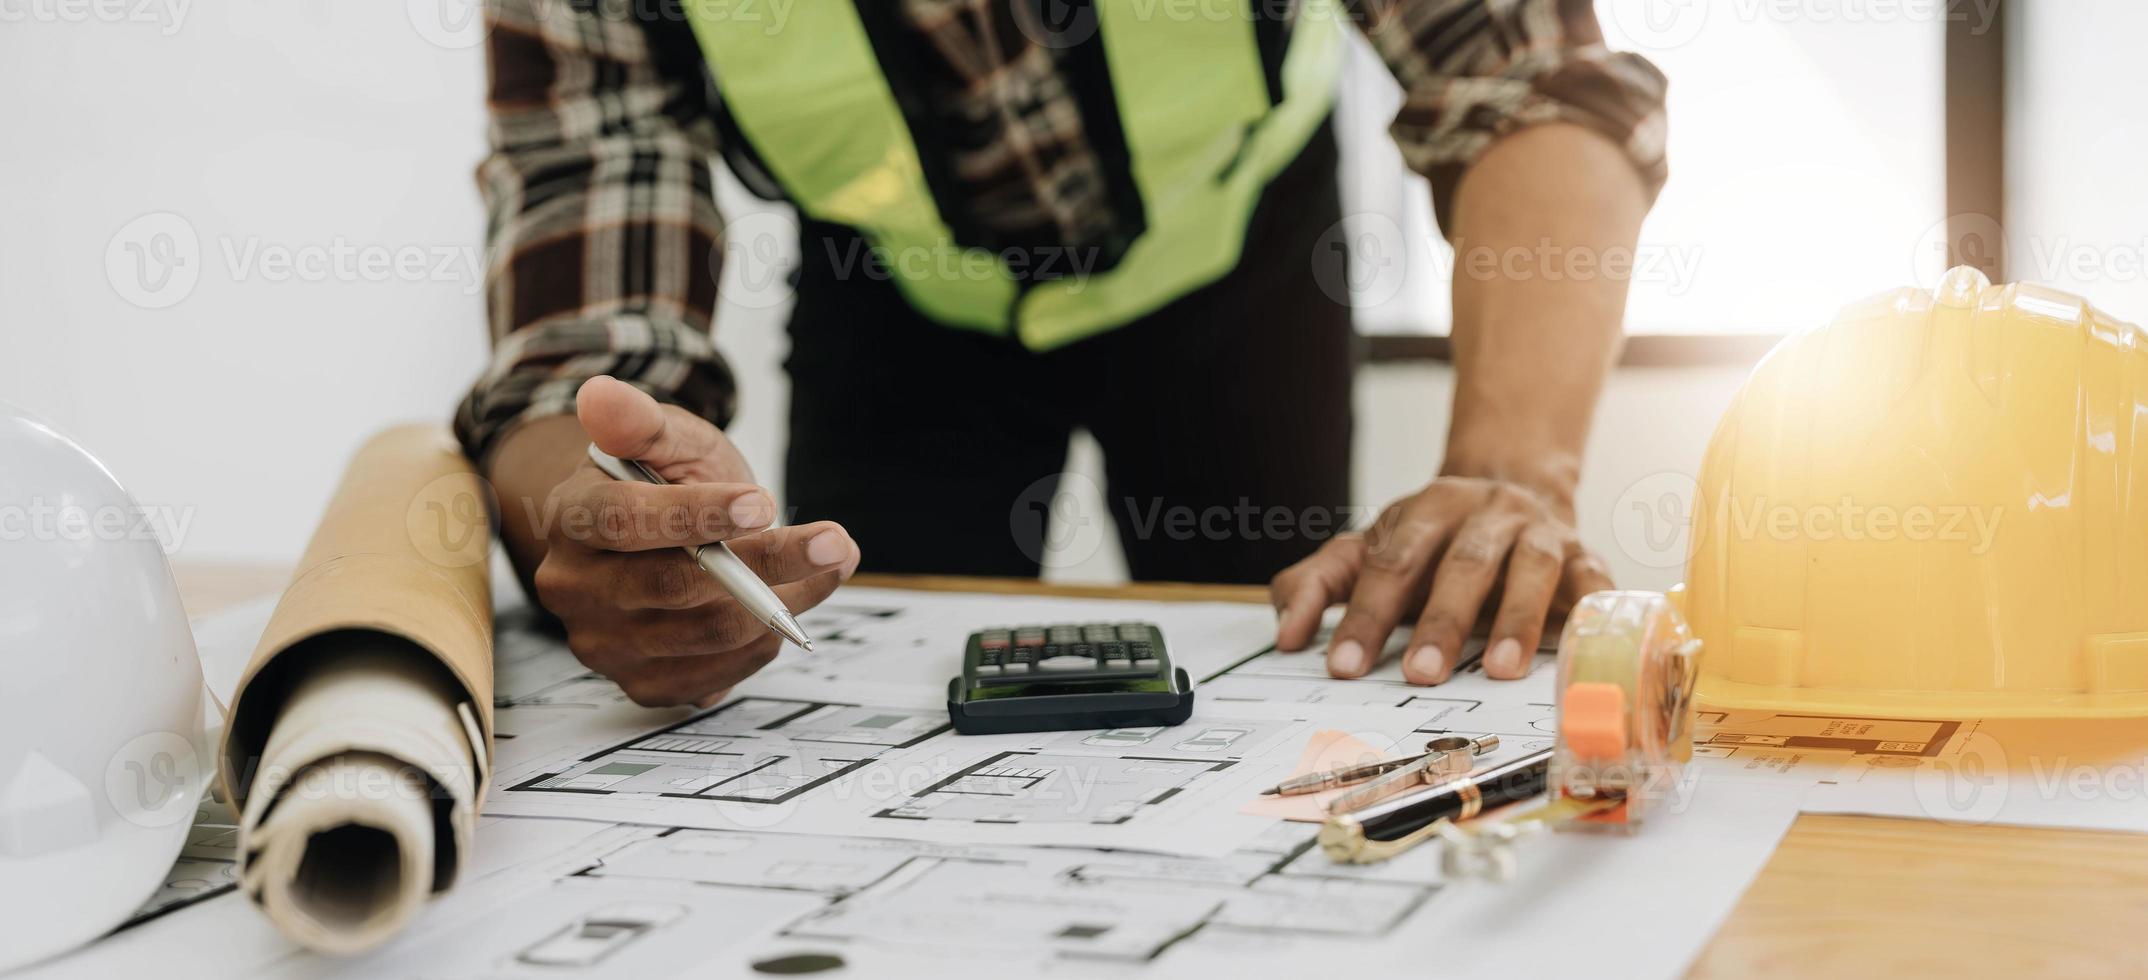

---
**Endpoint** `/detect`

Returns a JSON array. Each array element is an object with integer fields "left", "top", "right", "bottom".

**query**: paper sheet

[
  {"left": 1796, "top": 717, "right": 2148, "bottom": 833},
  {"left": 56, "top": 587, "right": 2148, "bottom": 980}
]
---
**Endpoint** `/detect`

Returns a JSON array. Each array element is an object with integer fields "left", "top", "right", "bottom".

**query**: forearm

[{"left": 1441, "top": 123, "right": 1648, "bottom": 506}]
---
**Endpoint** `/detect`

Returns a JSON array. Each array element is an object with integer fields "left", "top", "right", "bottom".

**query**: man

[{"left": 457, "top": 0, "right": 1665, "bottom": 707}]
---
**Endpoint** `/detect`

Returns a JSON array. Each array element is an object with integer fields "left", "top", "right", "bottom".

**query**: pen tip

[
  {"left": 1258, "top": 787, "right": 1278, "bottom": 796},
  {"left": 771, "top": 611, "right": 814, "bottom": 650}
]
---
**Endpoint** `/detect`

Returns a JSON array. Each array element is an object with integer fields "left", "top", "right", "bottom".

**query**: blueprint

[{"left": 51, "top": 585, "right": 1832, "bottom": 980}]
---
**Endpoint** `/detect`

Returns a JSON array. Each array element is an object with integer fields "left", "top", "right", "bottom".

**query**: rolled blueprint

[{"left": 216, "top": 426, "right": 495, "bottom": 955}]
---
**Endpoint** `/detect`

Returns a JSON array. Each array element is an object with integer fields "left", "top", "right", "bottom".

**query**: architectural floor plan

[
  {"left": 509, "top": 697, "right": 948, "bottom": 805},
  {"left": 72, "top": 587, "right": 1888, "bottom": 980}
]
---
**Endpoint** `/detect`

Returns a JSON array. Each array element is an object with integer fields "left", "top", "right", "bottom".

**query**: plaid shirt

[{"left": 455, "top": 0, "right": 1669, "bottom": 463}]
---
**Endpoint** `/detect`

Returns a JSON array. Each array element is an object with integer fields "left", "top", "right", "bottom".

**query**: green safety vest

[{"left": 683, "top": 0, "right": 1343, "bottom": 350}]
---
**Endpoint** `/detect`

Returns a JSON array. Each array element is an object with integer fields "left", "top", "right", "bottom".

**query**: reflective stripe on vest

[{"left": 683, "top": 0, "right": 1343, "bottom": 350}]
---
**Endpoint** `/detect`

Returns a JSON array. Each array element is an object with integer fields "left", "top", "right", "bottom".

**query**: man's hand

[
  {"left": 1269, "top": 476, "right": 1611, "bottom": 685},
  {"left": 1271, "top": 123, "right": 1649, "bottom": 687},
  {"left": 519, "top": 377, "right": 858, "bottom": 707}
]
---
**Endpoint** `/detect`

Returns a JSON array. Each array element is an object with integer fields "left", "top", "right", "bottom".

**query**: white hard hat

[{"left": 0, "top": 403, "right": 209, "bottom": 971}]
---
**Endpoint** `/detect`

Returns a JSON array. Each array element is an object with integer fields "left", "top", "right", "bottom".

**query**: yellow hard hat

[{"left": 1686, "top": 266, "right": 2148, "bottom": 718}]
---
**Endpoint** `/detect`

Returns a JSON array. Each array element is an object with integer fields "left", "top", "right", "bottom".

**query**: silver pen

[{"left": 585, "top": 445, "right": 815, "bottom": 650}]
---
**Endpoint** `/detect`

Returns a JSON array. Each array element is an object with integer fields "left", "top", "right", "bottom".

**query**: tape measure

[{"left": 1437, "top": 590, "right": 1702, "bottom": 880}]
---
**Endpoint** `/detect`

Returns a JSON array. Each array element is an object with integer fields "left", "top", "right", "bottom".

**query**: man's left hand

[{"left": 1269, "top": 476, "right": 1613, "bottom": 685}]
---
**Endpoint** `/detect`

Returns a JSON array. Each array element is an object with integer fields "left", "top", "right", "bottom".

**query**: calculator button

[
  {"left": 1082, "top": 625, "right": 1116, "bottom": 643},
  {"left": 1038, "top": 655, "right": 1098, "bottom": 673},
  {"left": 1099, "top": 642, "right": 1129, "bottom": 662},
  {"left": 1069, "top": 643, "right": 1097, "bottom": 661},
  {"left": 1009, "top": 649, "right": 1036, "bottom": 665},
  {"left": 1002, "top": 661, "right": 1031, "bottom": 674},
  {"left": 975, "top": 663, "right": 1002, "bottom": 676},
  {"left": 1133, "top": 658, "right": 1160, "bottom": 672},
  {"left": 1116, "top": 624, "right": 1150, "bottom": 642}
]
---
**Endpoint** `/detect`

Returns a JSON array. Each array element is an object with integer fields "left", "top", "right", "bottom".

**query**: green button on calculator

[{"left": 946, "top": 621, "right": 1195, "bottom": 735}]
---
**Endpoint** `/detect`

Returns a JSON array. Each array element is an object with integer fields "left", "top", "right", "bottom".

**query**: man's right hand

[{"left": 500, "top": 377, "right": 858, "bottom": 707}]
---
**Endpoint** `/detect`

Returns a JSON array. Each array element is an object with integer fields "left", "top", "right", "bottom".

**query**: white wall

[
  {"left": 0, "top": 0, "right": 1747, "bottom": 594},
  {"left": 1, "top": 2, "right": 492, "bottom": 563}
]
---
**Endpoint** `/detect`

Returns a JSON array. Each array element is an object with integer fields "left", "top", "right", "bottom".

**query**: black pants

[{"left": 784, "top": 124, "right": 1355, "bottom": 584}]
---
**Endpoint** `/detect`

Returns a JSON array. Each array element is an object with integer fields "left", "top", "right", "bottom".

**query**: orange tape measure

[{"left": 1439, "top": 590, "right": 1702, "bottom": 879}]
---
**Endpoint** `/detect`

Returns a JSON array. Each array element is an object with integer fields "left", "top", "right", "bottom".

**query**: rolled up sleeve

[
  {"left": 1350, "top": 0, "right": 1670, "bottom": 233},
  {"left": 455, "top": 0, "right": 735, "bottom": 465}
]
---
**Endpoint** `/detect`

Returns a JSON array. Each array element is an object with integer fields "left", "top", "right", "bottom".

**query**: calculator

[{"left": 946, "top": 622, "right": 1195, "bottom": 735}]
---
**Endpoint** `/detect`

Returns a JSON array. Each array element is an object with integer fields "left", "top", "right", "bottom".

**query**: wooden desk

[{"left": 173, "top": 565, "right": 2148, "bottom": 977}]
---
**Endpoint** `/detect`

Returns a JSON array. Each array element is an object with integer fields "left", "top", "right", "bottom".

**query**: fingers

[
  {"left": 603, "top": 522, "right": 855, "bottom": 611},
  {"left": 1269, "top": 534, "right": 1364, "bottom": 652},
  {"left": 602, "top": 635, "right": 785, "bottom": 708},
  {"left": 1328, "top": 501, "right": 1467, "bottom": 679},
  {"left": 727, "top": 522, "right": 862, "bottom": 585},
  {"left": 1402, "top": 510, "right": 1525, "bottom": 684},
  {"left": 577, "top": 376, "right": 727, "bottom": 467},
  {"left": 1479, "top": 523, "right": 1570, "bottom": 679},
  {"left": 1555, "top": 550, "right": 1618, "bottom": 611},
  {"left": 554, "top": 470, "right": 778, "bottom": 552}
]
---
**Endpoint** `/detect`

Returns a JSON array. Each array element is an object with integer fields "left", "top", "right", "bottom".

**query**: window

[{"left": 1337, "top": 1, "right": 1950, "bottom": 338}]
